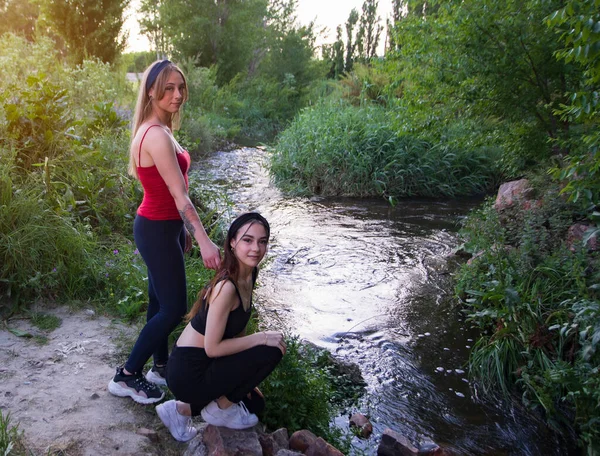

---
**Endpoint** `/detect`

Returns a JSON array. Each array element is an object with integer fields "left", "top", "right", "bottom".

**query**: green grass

[
  {"left": 456, "top": 186, "right": 600, "bottom": 453},
  {"left": 28, "top": 312, "right": 62, "bottom": 332},
  {"left": 0, "top": 410, "right": 25, "bottom": 456},
  {"left": 270, "top": 100, "right": 502, "bottom": 201}
]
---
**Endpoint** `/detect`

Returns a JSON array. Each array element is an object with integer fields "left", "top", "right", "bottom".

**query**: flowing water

[{"left": 192, "top": 147, "right": 574, "bottom": 456}]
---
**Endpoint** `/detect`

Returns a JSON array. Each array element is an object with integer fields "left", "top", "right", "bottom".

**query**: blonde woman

[{"left": 108, "top": 60, "right": 221, "bottom": 404}]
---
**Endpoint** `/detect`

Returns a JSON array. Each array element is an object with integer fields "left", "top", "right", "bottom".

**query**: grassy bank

[
  {"left": 270, "top": 100, "right": 503, "bottom": 202},
  {"left": 0, "top": 34, "right": 359, "bottom": 448},
  {"left": 455, "top": 182, "right": 600, "bottom": 453}
]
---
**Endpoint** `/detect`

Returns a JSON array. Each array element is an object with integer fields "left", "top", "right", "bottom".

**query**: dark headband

[
  {"left": 228, "top": 212, "right": 270, "bottom": 241},
  {"left": 146, "top": 60, "right": 171, "bottom": 93}
]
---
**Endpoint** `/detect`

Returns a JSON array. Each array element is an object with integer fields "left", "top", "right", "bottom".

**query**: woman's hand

[
  {"left": 263, "top": 331, "right": 286, "bottom": 355},
  {"left": 199, "top": 239, "right": 221, "bottom": 270}
]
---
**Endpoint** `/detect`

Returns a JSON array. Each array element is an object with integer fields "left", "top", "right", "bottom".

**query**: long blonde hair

[{"left": 128, "top": 60, "right": 189, "bottom": 178}]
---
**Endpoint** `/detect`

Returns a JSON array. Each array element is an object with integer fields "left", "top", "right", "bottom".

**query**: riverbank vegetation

[
  {"left": 0, "top": 1, "right": 356, "bottom": 445},
  {"left": 1, "top": 0, "right": 598, "bottom": 452}
]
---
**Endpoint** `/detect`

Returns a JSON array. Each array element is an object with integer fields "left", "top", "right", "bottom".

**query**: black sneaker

[
  {"left": 145, "top": 364, "right": 167, "bottom": 387},
  {"left": 108, "top": 367, "right": 164, "bottom": 404}
]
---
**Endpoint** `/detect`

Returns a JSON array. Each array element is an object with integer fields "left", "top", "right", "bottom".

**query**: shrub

[
  {"left": 456, "top": 185, "right": 600, "bottom": 453},
  {"left": 0, "top": 165, "right": 100, "bottom": 305},
  {"left": 260, "top": 336, "right": 353, "bottom": 451},
  {"left": 271, "top": 100, "right": 501, "bottom": 200}
]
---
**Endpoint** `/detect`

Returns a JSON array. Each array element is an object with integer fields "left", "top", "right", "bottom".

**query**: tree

[
  {"left": 0, "top": 0, "right": 39, "bottom": 41},
  {"left": 39, "top": 0, "right": 130, "bottom": 64},
  {"left": 387, "top": 0, "right": 574, "bottom": 170},
  {"left": 386, "top": 0, "right": 403, "bottom": 52},
  {"left": 355, "top": 0, "right": 382, "bottom": 61},
  {"left": 140, "top": 0, "right": 269, "bottom": 84},
  {"left": 327, "top": 25, "right": 345, "bottom": 78},
  {"left": 258, "top": 0, "right": 318, "bottom": 86},
  {"left": 138, "top": 0, "right": 168, "bottom": 59},
  {"left": 344, "top": 8, "right": 359, "bottom": 72},
  {"left": 548, "top": 0, "right": 600, "bottom": 222}
]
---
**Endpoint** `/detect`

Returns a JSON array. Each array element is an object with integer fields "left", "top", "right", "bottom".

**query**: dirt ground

[{"left": 0, "top": 305, "right": 197, "bottom": 456}]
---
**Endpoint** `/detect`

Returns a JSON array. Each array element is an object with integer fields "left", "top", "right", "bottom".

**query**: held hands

[
  {"left": 200, "top": 239, "right": 221, "bottom": 270},
  {"left": 263, "top": 331, "right": 286, "bottom": 355}
]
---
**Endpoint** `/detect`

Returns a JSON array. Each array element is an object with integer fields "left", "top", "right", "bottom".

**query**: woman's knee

[
  {"left": 256, "top": 345, "right": 283, "bottom": 365},
  {"left": 161, "top": 303, "right": 187, "bottom": 328}
]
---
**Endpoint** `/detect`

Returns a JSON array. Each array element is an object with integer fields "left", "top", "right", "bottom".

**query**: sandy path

[{"left": 0, "top": 306, "right": 186, "bottom": 456}]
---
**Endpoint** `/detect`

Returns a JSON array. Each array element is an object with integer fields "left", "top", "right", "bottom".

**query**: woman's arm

[
  {"left": 204, "top": 281, "right": 285, "bottom": 357},
  {"left": 143, "top": 128, "right": 220, "bottom": 269}
]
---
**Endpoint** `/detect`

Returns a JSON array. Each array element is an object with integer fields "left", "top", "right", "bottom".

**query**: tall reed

[{"left": 271, "top": 101, "right": 501, "bottom": 200}]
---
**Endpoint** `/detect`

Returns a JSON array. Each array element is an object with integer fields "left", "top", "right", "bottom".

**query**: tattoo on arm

[{"left": 178, "top": 203, "right": 199, "bottom": 237}]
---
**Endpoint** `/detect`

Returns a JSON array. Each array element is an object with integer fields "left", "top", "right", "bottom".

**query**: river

[{"left": 192, "top": 146, "right": 573, "bottom": 456}]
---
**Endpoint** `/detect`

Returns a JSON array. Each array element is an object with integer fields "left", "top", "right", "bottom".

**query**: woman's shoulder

[
  {"left": 135, "top": 122, "right": 169, "bottom": 144},
  {"left": 134, "top": 123, "right": 171, "bottom": 152},
  {"left": 207, "top": 279, "right": 238, "bottom": 308}
]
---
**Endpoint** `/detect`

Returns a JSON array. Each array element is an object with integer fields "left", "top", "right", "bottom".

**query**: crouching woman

[{"left": 157, "top": 212, "right": 285, "bottom": 441}]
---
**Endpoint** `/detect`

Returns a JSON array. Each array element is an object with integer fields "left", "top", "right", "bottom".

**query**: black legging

[
  {"left": 125, "top": 215, "right": 187, "bottom": 374},
  {"left": 166, "top": 344, "right": 283, "bottom": 416}
]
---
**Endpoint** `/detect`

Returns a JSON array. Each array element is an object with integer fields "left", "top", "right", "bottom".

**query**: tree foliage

[
  {"left": 547, "top": 0, "right": 600, "bottom": 223},
  {"left": 384, "top": 0, "right": 575, "bottom": 172},
  {"left": 140, "top": 0, "right": 269, "bottom": 84},
  {"left": 0, "top": 0, "right": 39, "bottom": 41},
  {"left": 39, "top": 0, "right": 130, "bottom": 64},
  {"left": 322, "top": 0, "right": 384, "bottom": 78}
]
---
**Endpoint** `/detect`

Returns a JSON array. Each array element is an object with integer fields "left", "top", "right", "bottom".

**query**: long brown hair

[
  {"left": 185, "top": 212, "right": 270, "bottom": 321},
  {"left": 128, "top": 60, "right": 188, "bottom": 178}
]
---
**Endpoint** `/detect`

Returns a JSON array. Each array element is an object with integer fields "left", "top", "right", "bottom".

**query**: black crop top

[{"left": 190, "top": 269, "right": 256, "bottom": 340}]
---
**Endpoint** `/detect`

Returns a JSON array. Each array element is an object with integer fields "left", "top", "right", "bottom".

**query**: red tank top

[{"left": 136, "top": 125, "right": 191, "bottom": 220}]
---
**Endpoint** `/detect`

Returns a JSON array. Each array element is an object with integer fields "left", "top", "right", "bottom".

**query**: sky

[{"left": 124, "top": 0, "right": 394, "bottom": 54}]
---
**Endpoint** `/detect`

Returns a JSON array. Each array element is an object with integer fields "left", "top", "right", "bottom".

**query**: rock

[
  {"left": 89, "top": 393, "right": 100, "bottom": 400},
  {"left": 377, "top": 428, "right": 418, "bottom": 456},
  {"left": 289, "top": 429, "right": 317, "bottom": 453},
  {"left": 493, "top": 179, "right": 534, "bottom": 211},
  {"left": 566, "top": 223, "right": 598, "bottom": 252},
  {"left": 301, "top": 341, "right": 366, "bottom": 386},
  {"left": 183, "top": 430, "right": 208, "bottom": 456},
  {"left": 305, "top": 437, "right": 344, "bottom": 456},
  {"left": 276, "top": 451, "right": 302, "bottom": 456},
  {"left": 272, "top": 428, "right": 290, "bottom": 449},
  {"left": 349, "top": 413, "right": 373, "bottom": 438},
  {"left": 136, "top": 427, "right": 159, "bottom": 443},
  {"left": 203, "top": 424, "right": 262, "bottom": 456},
  {"left": 259, "top": 428, "right": 289, "bottom": 456},
  {"left": 418, "top": 442, "right": 456, "bottom": 455},
  {"left": 521, "top": 199, "right": 542, "bottom": 211}
]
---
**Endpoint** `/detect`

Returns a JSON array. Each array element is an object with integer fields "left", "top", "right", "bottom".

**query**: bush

[
  {"left": 455, "top": 185, "right": 600, "bottom": 453},
  {"left": 0, "top": 164, "right": 100, "bottom": 304},
  {"left": 271, "top": 100, "right": 501, "bottom": 200},
  {"left": 260, "top": 336, "right": 353, "bottom": 451}
]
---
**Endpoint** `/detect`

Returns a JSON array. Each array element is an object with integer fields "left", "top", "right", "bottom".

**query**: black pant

[
  {"left": 166, "top": 344, "right": 283, "bottom": 416},
  {"left": 125, "top": 215, "right": 186, "bottom": 374}
]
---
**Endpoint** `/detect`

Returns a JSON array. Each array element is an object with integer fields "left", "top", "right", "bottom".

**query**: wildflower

[
  {"left": 52, "top": 268, "right": 57, "bottom": 273},
  {"left": 113, "top": 249, "right": 119, "bottom": 255},
  {"left": 133, "top": 249, "right": 139, "bottom": 255}
]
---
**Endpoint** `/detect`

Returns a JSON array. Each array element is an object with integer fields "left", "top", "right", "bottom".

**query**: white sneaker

[
  {"left": 201, "top": 400, "right": 259, "bottom": 430},
  {"left": 145, "top": 365, "right": 167, "bottom": 387},
  {"left": 156, "top": 400, "right": 197, "bottom": 442}
]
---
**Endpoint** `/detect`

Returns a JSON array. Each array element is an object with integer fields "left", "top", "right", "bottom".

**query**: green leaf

[{"left": 8, "top": 328, "right": 33, "bottom": 338}]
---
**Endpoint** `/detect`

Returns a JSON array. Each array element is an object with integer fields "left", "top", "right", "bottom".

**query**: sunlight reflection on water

[{"left": 192, "top": 147, "right": 572, "bottom": 455}]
